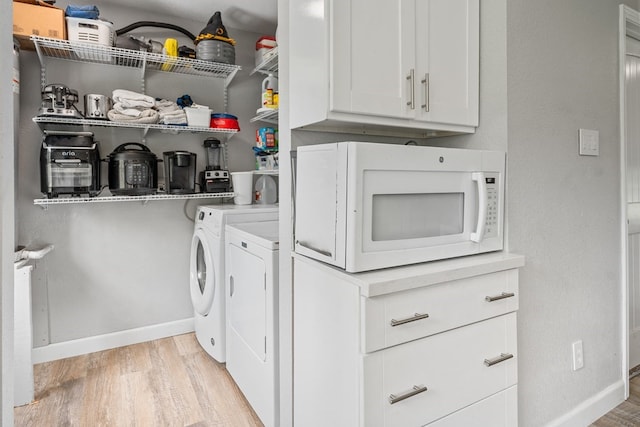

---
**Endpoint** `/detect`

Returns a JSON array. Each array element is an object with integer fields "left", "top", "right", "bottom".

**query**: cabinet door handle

[
  {"left": 390, "top": 312, "right": 430, "bottom": 327},
  {"left": 421, "top": 73, "right": 429, "bottom": 111},
  {"left": 484, "top": 353, "right": 514, "bottom": 367},
  {"left": 229, "top": 276, "right": 234, "bottom": 297},
  {"left": 485, "top": 292, "right": 515, "bottom": 302},
  {"left": 406, "top": 69, "right": 415, "bottom": 109},
  {"left": 389, "top": 385, "right": 428, "bottom": 405}
]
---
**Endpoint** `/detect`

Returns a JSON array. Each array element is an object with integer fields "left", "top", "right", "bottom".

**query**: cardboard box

[{"left": 13, "top": 0, "right": 66, "bottom": 49}]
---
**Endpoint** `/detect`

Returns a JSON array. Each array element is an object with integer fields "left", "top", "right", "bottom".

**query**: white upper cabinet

[
  {"left": 290, "top": 0, "right": 479, "bottom": 137},
  {"left": 330, "top": 0, "right": 413, "bottom": 119}
]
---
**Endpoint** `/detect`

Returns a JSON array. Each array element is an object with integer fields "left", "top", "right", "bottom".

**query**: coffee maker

[
  {"left": 199, "top": 138, "right": 231, "bottom": 193},
  {"left": 163, "top": 151, "right": 197, "bottom": 194}
]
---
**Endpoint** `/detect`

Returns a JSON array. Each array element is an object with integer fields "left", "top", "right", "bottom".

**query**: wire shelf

[
  {"left": 32, "top": 116, "right": 239, "bottom": 137},
  {"left": 250, "top": 109, "right": 279, "bottom": 124},
  {"left": 34, "top": 192, "right": 235, "bottom": 206},
  {"left": 31, "top": 36, "right": 241, "bottom": 81},
  {"left": 251, "top": 47, "right": 279, "bottom": 76}
]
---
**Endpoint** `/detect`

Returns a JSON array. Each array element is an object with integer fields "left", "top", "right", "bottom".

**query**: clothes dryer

[
  {"left": 190, "top": 205, "right": 278, "bottom": 362},
  {"left": 225, "top": 220, "right": 279, "bottom": 427}
]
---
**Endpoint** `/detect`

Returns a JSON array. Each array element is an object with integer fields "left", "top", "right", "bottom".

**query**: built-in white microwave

[{"left": 294, "top": 142, "right": 505, "bottom": 272}]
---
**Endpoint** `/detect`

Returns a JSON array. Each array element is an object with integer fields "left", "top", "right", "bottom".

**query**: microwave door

[{"left": 352, "top": 170, "right": 480, "bottom": 270}]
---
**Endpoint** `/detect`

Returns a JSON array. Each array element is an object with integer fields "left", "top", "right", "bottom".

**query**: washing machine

[
  {"left": 190, "top": 204, "right": 278, "bottom": 362},
  {"left": 225, "top": 220, "right": 279, "bottom": 427}
]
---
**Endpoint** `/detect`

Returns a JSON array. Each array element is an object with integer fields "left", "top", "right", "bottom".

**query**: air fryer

[{"left": 40, "top": 131, "right": 101, "bottom": 198}]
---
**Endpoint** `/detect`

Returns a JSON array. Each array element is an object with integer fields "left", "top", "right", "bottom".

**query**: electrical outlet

[{"left": 572, "top": 340, "right": 584, "bottom": 371}]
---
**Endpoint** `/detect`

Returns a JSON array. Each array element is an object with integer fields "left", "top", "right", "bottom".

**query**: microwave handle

[
  {"left": 296, "top": 240, "right": 333, "bottom": 258},
  {"left": 470, "top": 172, "right": 487, "bottom": 243}
]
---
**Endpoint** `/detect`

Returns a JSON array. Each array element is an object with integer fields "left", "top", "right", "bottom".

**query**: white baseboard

[
  {"left": 32, "top": 318, "right": 195, "bottom": 364},
  {"left": 544, "top": 380, "right": 626, "bottom": 427}
]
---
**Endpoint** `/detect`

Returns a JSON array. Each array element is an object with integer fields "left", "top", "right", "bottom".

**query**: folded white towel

[
  {"left": 113, "top": 102, "right": 145, "bottom": 117},
  {"left": 159, "top": 109, "right": 186, "bottom": 119},
  {"left": 112, "top": 89, "right": 155, "bottom": 109},
  {"left": 161, "top": 114, "right": 188, "bottom": 125},
  {"left": 155, "top": 99, "right": 180, "bottom": 111},
  {"left": 108, "top": 109, "right": 159, "bottom": 124},
  {"left": 159, "top": 108, "right": 187, "bottom": 124}
]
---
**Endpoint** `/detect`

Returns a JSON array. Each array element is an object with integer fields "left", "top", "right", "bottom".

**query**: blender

[{"left": 199, "top": 138, "right": 232, "bottom": 193}]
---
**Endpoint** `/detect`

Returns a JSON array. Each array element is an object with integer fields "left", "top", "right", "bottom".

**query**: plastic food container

[
  {"left": 211, "top": 113, "right": 240, "bottom": 130},
  {"left": 255, "top": 36, "right": 277, "bottom": 67},
  {"left": 184, "top": 106, "right": 212, "bottom": 127},
  {"left": 256, "top": 127, "right": 277, "bottom": 151}
]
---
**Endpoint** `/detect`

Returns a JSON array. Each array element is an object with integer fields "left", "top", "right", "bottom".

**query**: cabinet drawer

[
  {"left": 362, "top": 313, "right": 517, "bottom": 427},
  {"left": 362, "top": 269, "right": 518, "bottom": 352},
  {"left": 427, "top": 385, "right": 517, "bottom": 427}
]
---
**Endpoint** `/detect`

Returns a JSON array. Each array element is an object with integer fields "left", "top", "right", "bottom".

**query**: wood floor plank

[
  {"left": 118, "top": 340, "right": 153, "bottom": 375},
  {"left": 80, "top": 349, "right": 123, "bottom": 426},
  {"left": 15, "top": 333, "right": 264, "bottom": 427},
  {"left": 173, "top": 332, "right": 202, "bottom": 357}
]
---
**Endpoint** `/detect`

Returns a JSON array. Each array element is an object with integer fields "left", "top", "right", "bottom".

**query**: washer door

[{"left": 190, "top": 228, "right": 216, "bottom": 316}]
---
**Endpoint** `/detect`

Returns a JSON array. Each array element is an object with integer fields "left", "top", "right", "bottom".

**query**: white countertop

[{"left": 292, "top": 251, "right": 525, "bottom": 297}]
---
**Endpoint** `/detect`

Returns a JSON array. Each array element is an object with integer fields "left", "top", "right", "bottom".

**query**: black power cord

[{"left": 115, "top": 21, "right": 197, "bottom": 42}]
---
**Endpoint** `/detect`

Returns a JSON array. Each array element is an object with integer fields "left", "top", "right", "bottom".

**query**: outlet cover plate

[{"left": 572, "top": 340, "right": 584, "bottom": 371}]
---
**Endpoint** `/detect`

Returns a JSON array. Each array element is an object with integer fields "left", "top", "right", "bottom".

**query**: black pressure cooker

[{"left": 107, "top": 143, "right": 159, "bottom": 196}]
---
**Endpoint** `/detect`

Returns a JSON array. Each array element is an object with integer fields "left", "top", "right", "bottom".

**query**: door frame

[{"left": 619, "top": 4, "right": 640, "bottom": 400}]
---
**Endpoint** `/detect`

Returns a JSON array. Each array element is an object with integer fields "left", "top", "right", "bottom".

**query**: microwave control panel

[{"left": 484, "top": 173, "right": 500, "bottom": 238}]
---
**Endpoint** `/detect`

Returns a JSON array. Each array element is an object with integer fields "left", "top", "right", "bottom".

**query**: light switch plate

[{"left": 579, "top": 129, "right": 599, "bottom": 156}]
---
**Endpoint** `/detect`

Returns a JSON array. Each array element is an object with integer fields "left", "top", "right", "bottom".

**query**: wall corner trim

[{"left": 31, "top": 318, "right": 195, "bottom": 364}]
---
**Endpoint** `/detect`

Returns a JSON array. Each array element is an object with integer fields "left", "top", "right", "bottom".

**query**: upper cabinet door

[
  {"left": 415, "top": 0, "right": 479, "bottom": 126},
  {"left": 331, "top": 0, "right": 416, "bottom": 119},
  {"left": 289, "top": 0, "right": 479, "bottom": 136}
]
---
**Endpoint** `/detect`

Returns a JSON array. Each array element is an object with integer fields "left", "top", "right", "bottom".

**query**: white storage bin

[
  {"left": 184, "top": 107, "right": 212, "bottom": 127},
  {"left": 66, "top": 17, "right": 115, "bottom": 62}
]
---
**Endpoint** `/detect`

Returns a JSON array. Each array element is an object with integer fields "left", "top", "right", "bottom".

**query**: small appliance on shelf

[
  {"left": 38, "top": 84, "right": 84, "bottom": 119},
  {"left": 199, "top": 138, "right": 231, "bottom": 193},
  {"left": 39, "top": 131, "right": 101, "bottom": 198},
  {"left": 163, "top": 151, "right": 197, "bottom": 194},
  {"left": 107, "top": 143, "right": 159, "bottom": 196}
]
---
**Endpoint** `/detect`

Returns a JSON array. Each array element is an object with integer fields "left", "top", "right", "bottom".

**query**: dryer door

[{"left": 190, "top": 228, "right": 216, "bottom": 316}]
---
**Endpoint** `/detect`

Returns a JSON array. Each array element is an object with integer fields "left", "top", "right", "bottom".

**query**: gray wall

[
  {"left": 435, "top": 0, "right": 627, "bottom": 424},
  {"left": 1, "top": 2, "right": 16, "bottom": 423},
  {"left": 507, "top": 1, "right": 625, "bottom": 425},
  {"left": 17, "top": 1, "right": 269, "bottom": 346}
]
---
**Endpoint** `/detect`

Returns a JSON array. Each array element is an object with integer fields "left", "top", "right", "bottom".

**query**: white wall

[
  {"left": 16, "top": 1, "right": 273, "bottom": 349},
  {"left": 507, "top": 2, "right": 627, "bottom": 425},
  {"left": 1, "top": 3, "right": 16, "bottom": 423}
]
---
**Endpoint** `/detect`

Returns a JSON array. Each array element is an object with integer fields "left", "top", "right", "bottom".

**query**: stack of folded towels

[
  {"left": 155, "top": 99, "right": 187, "bottom": 125},
  {"left": 108, "top": 89, "right": 160, "bottom": 123}
]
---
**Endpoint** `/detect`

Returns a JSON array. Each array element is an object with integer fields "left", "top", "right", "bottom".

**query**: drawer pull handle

[
  {"left": 390, "top": 312, "right": 430, "bottom": 327},
  {"left": 485, "top": 292, "right": 515, "bottom": 302},
  {"left": 389, "top": 385, "right": 428, "bottom": 405},
  {"left": 484, "top": 353, "right": 514, "bottom": 367}
]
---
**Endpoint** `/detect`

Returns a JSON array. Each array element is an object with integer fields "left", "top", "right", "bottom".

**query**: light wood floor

[
  {"left": 14, "top": 333, "right": 264, "bottom": 427},
  {"left": 591, "top": 375, "right": 640, "bottom": 426}
]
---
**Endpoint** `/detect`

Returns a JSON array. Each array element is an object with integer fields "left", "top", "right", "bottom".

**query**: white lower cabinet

[
  {"left": 293, "top": 253, "right": 523, "bottom": 427},
  {"left": 427, "top": 386, "right": 518, "bottom": 427}
]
